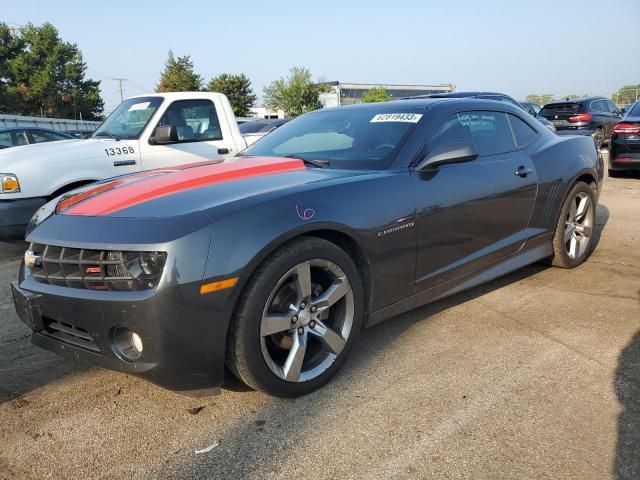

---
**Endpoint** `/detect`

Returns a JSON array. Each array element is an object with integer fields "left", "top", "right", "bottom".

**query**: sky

[{"left": 3, "top": 0, "right": 640, "bottom": 113}]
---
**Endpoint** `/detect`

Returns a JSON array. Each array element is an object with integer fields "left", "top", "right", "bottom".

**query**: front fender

[{"left": 201, "top": 170, "right": 417, "bottom": 330}]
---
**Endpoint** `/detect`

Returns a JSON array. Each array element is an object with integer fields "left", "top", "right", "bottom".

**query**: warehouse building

[{"left": 319, "top": 81, "right": 455, "bottom": 107}]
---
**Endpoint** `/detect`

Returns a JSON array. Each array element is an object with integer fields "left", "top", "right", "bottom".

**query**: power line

[{"left": 113, "top": 78, "right": 127, "bottom": 101}]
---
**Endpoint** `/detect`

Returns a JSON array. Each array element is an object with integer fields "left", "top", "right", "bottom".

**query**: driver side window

[
  {"left": 428, "top": 110, "right": 516, "bottom": 157},
  {"left": 155, "top": 100, "right": 223, "bottom": 142}
]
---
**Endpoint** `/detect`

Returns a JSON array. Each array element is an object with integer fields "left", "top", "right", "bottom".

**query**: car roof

[
  {"left": 544, "top": 96, "right": 606, "bottom": 105},
  {"left": 321, "top": 99, "right": 446, "bottom": 112},
  {"left": 424, "top": 91, "right": 509, "bottom": 98},
  {"left": 317, "top": 98, "right": 529, "bottom": 116}
]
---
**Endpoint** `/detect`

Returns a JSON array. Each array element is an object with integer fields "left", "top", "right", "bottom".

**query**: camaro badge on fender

[{"left": 377, "top": 222, "right": 415, "bottom": 237}]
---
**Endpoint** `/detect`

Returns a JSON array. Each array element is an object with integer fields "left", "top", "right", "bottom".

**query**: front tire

[
  {"left": 227, "top": 237, "right": 364, "bottom": 397},
  {"left": 550, "top": 181, "right": 597, "bottom": 268}
]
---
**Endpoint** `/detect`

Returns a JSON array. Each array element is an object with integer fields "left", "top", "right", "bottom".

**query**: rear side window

[
  {"left": 605, "top": 100, "right": 619, "bottom": 113},
  {"left": 591, "top": 100, "right": 608, "bottom": 112},
  {"left": 631, "top": 103, "right": 640, "bottom": 115},
  {"left": 508, "top": 114, "right": 538, "bottom": 148},
  {"left": 428, "top": 110, "right": 515, "bottom": 157}
]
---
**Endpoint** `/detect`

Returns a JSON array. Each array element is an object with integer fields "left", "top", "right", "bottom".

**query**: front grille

[
  {"left": 27, "top": 243, "right": 165, "bottom": 291},
  {"left": 42, "top": 317, "right": 101, "bottom": 353}
]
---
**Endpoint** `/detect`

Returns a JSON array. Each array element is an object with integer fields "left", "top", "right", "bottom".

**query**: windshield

[
  {"left": 93, "top": 96, "right": 163, "bottom": 140},
  {"left": 242, "top": 108, "right": 423, "bottom": 169}
]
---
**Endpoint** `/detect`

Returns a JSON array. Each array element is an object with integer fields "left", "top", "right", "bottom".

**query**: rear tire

[
  {"left": 227, "top": 237, "right": 364, "bottom": 397},
  {"left": 550, "top": 182, "right": 597, "bottom": 268}
]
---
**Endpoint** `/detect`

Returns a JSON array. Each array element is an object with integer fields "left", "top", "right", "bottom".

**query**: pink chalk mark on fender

[{"left": 296, "top": 205, "right": 315, "bottom": 220}]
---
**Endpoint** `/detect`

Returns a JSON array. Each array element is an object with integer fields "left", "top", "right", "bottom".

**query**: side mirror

[
  {"left": 415, "top": 142, "right": 479, "bottom": 171},
  {"left": 150, "top": 125, "right": 178, "bottom": 145},
  {"left": 619, "top": 108, "right": 626, "bottom": 114}
]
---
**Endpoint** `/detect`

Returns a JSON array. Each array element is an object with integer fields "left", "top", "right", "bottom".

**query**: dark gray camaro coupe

[{"left": 12, "top": 99, "right": 604, "bottom": 398}]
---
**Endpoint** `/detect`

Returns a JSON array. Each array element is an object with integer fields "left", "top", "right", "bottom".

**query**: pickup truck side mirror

[
  {"left": 415, "top": 142, "right": 479, "bottom": 171},
  {"left": 150, "top": 125, "right": 179, "bottom": 145}
]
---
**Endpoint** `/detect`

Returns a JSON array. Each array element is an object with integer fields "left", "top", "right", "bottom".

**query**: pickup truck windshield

[
  {"left": 93, "top": 97, "right": 163, "bottom": 140},
  {"left": 242, "top": 108, "right": 424, "bottom": 169}
]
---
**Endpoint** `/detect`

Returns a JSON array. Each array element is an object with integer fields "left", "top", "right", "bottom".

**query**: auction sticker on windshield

[
  {"left": 128, "top": 102, "right": 151, "bottom": 111},
  {"left": 370, "top": 113, "right": 423, "bottom": 123}
]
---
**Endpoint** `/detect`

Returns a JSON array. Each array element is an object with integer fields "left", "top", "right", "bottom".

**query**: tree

[
  {"left": 263, "top": 66, "right": 328, "bottom": 117},
  {"left": 156, "top": 51, "right": 203, "bottom": 92},
  {"left": 207, "top": 73, "right": 256, "bottom": 117},
  {"left": 0, "top": 23, "right": 23, "bottom": 113},
  {"left": 612, "top": 84, "right": 640, "bottom": 105},
  {"left": 362, "top": 87, "right": 389, "bottom": 103},
  {"left": 1, "top": 22, "right": 103, "bottom": 119},
  {"left": 526, "top": 94, "right": 554, "bottom": 105}
]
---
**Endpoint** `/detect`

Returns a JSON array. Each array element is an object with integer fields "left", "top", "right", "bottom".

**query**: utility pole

[{"left": 114, "top": 78, "right": 127, "bottom": 101}]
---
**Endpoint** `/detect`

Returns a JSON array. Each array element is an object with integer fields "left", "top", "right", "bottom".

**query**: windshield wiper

[
  {"left": 284, "top": 155, "right": 330, "bottom": 168},
  {"left": 94, "top": 131, "right": 120, "bottom": 141}
]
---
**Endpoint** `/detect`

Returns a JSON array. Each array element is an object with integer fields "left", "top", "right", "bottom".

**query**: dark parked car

[
  {"left": 239, "top": 118, "right": 290, "bottom": 146},
  {"left": 520, "top": 101, "right": 542, "bottom": 116},
  {"left": 64, "top": 130, "right": 93, "bottom": 139},
  {"left": 413, "top": 92, "right": 556, "bottom": 132},
  {"left": 538, "top": 97, "right": 623, "bottom": 149},
  {"left": 12, "top": 99, "right": 602, "bottom": 398},
  {"left": 0, "top": 128, "right": 74, "bottom": 149},
  {"left": 609, "top": 102, "right": 640, "bottom": 176},
  {"left": 238, "top": 118, "right": 289, "bottom": 134}
]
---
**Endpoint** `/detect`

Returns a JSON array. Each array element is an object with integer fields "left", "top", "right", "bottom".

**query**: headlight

[
  {"left": 1, "top": 174, "right": 20, "bottom": 193},
  {"left": 27, "top": 244, "right": 167, "bottom": 291}
]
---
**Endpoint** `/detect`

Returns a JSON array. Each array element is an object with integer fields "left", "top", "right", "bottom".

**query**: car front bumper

[
  {"left": 12, "top": 272, "right": 227, "bottom": 395},
  {"left": 0, "top": 197, "right": 47, "bottom": 239},
  {"left": 11, "top": 213, "right": 237, "bottom": 396}
]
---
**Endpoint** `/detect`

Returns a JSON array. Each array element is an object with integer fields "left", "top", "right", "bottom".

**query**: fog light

[{"left": 111, "top": 327, "right": 143, "bottom": 362}]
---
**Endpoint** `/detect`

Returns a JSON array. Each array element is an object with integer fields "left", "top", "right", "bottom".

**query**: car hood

[
  {"left": 0, "top": 137, "right": 132, "bottom": 169},
  {"left": 52, "top": 156, "right": 371, "bottom": 219}
]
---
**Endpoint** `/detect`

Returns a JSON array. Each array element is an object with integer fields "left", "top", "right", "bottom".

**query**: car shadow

[
  {"left": 169, "top": 263, "right": 550, "bottom": 478},
  {"left": 613, "top": 290, "right": 640, "bottom": 480},
  {"left": 593, "top": 203, "right": 609, "bottom": 247},
  {"left": 0, "top": 323, "right": 88, "bottom": 404}
]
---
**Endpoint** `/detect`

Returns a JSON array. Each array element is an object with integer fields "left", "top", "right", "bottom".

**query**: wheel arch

[
  {"left": 236, "top": 225, "right": 372, "bottom": 314},
  {"left": 572, "top": 172, "right": 598, "bottom": 194}
]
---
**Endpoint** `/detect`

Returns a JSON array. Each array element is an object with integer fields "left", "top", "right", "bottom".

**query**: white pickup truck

[{"left": 0, "top": 92, "right": 249, "bottom": 237}]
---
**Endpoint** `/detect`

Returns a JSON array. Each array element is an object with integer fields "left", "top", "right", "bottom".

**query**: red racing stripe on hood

[{"left": 62, "top": 157, "right": 305, "bottom": 216}]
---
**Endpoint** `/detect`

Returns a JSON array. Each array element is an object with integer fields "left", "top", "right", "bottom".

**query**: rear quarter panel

[{"left": 527, "top": 134, "right": 602, "bottom": 239}]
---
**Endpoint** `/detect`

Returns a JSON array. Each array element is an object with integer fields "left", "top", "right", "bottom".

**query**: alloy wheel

[
  {"left": 564, "top": 191, "right": 594, "bottom": 259},
  {"left": 260, "top": 259, "right": 354, "bottom": 383}
]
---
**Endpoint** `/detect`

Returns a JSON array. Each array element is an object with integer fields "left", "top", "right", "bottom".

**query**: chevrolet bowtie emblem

[{"left": 24, "top": 250, "right": 42, "bottom": 268}]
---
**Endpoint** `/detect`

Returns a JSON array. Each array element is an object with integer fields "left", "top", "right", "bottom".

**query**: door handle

[
  {"left": 218, "top": 148, "right": 230, "bottom": 155},
  {"left": 514, "top": 166, "right": 533, "bottom": 177}
]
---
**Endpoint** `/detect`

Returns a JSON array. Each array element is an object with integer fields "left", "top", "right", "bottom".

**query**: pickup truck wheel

[
  {"left": 227, "top": 237, "right": 364, "bottom": 397},
  {"left": 550, "top": 182, "right": 596, "bottom": 268}
]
